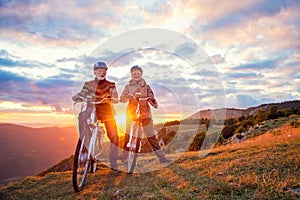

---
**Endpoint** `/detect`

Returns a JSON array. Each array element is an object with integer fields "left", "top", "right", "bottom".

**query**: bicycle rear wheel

[
  {"left": 72, "top": 138, "right": 90, "bottom": 192},
  {"left": 127, "top": 137, "right": 141, "bottom": 174}
]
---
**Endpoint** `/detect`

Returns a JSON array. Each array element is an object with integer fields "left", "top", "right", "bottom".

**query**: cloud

[
  {"left": 127, "top": 1, "right": 173, "bottom": 26},
  {"left": 0, "top": 0, "right": 299, "bottom": 123},
  {"left": 187, "top": 0, "right": 300, "bottom": 59},
  {"left": 0, "top": 66, "right": 75, "bottom": 112},
  {"left": 0, "top": 0, "right": 126, "bottom": 47},
  {"left": 0, "top": 69, "right": 27, "bottom": 84},
  {"left": 224, "top": 72, "right": 258, "bottom": 79},
  {"left": 233, "top": 60, "right": 278, "bottom": 71},
  {"left": 0, "top": 70, "right": 34, "bottom": 103},
  {"left": 0, "top": 57, "right": 18, "bottom": 67},
  {"left": 0, "top": 49, "right": 63, "bottom": 80},
  {"left": 109, "top": 50, "right": 145, "bottom": 67},
  {"left": 184, "top": 0, "right": 300, "bottom": 109},
  {"left": 0, "top": 49, "right": 19, "bottom": 59},
  {"left": 0, "top": 52, "right": 43, "bottom": 68},
  {"left": 210, "top": 54, "right": 225, "bottom": 64},
  {"left": 236, "top": 94, "right": 260, "bottom": 108},
  {"left": 175, "top": 42, "right": 198, "bottom": 57},
  {"left": 192, "top": 0, "right": 290, "bottom": 33}
]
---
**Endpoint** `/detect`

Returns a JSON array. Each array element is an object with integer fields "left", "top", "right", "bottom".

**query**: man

[{"left": 72, "top": 61, "right": 120, "bottom": 172}]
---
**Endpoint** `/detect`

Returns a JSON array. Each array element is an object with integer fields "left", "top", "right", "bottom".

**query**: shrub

[
  {"left": 290, "top": 120, "right": 300, "bottom": 128},
  {"left": 235, "top": 126, "right": 246, "bottom": 134},
  {"left": 188, "top": 131, "right": 206, "bottom": 151},
  {"left": 221, "top": 125, "right": 236, "bottom": 139}
]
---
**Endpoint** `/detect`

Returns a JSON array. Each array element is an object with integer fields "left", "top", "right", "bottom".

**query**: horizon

[
  {"left": 1, "top": 99, "right": 298, "bottom": 129},
  {"left": 0, "top": 1, "right": 299, "bottom": 128}
]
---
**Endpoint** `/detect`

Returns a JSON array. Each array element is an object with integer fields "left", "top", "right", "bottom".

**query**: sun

[{"left": 115, "top": 111, "right": 127, "bottom": 133}]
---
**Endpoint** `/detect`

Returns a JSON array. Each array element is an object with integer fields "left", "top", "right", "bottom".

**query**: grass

[{"left": 1, "top": 118, "right": 300, "bottom": 199}]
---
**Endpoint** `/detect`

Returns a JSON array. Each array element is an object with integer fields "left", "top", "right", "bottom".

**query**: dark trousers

[
  {"left": 78, "top": 108, "right": 119, "bottom": 167},
  {"left": 123, "top": 118, "right": 163, "bottom": 157}
]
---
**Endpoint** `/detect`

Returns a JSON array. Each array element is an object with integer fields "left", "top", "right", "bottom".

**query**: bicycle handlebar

[
  {"left": 73, "top": 97, "right": 110, "bottom": 105},
  {"left": 128, "top": 94, "right": 151, "bottom": 101},
  {"left": 91, "top": 98, "right": 110, "bottom": 104}
]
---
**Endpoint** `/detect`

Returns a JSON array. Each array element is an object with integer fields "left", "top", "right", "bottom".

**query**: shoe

[
  {"left": 110, "top": 167, "right": 122, "bottom": 173},
  {"left": 159, "top": 155, "right": 171, "bottom": 164}
]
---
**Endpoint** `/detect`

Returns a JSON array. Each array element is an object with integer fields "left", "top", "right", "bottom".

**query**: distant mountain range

[
  {"left": 188, "top": 100, "right": 300, "bottom": 119},
  {"left": 0, "top": 124, "right": 78, "bottom": 184},
  {"left": 1, "top": 100, "right": 299, "bottom": 185}
]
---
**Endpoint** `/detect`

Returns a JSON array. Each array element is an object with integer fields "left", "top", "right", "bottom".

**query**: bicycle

[
  {"left": 126, "top": 95, "right": 151, "bottom": 174},
  {"left": 72, "top": 97, "right": 108, "bottom": 192}
]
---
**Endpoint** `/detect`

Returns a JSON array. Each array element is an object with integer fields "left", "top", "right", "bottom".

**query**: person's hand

[
  {"left": 119, "top": 96, "right": 127, "bottom": 103},
  {"left": 72, "top": 95, "right": 77, "bottom": 101},
  {"left": 149, "top": 98, "right": 158, "bottom": 109},
  {"left": 72, "top": 95, "right": 84, "bottom": 102},
  {"left": 135, "top": 92, "right": 141, "bottom": 98},
  {"left": 106, "top": 94, "right": 112, "bottom": 100}
]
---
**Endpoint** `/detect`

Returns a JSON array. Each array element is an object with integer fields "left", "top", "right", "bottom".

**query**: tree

[
  {"left": 238, "top": 115, "right": 245, "bottom": 122},
  {"left": 188, "top": 131, "right": 206, "bottom": 151},
  {"left": 205, "top": 119, "right": 210, "bottom": 130},
  {"left": 240, "top": 118, "right": 254, "bottom": 128},
  {"left": 221, "top": 125, "right": 236, "bottom": 139},
  {"left": 267, "top": 106, "right": 279, "bottom": 119},
  {"left": 255, "top": 108, "right": 266, "bottom": 124},
  {"left": 225, "top": 118, "right": 237, "bottom": 126}
]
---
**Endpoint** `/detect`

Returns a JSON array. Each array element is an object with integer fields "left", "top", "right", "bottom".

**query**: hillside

[
  {"left": 188, "top": 100, "right": 300, "bottom": 119},
  {"left": 0, "top": 124, "right": 78, "bottom": 184},
  {"left": 1, "top": 120, "right": 299, "bottom": 199}
]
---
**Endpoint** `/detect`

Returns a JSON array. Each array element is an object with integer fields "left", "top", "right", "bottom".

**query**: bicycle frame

[
  {"left": 80, "top": 98, "right": 107, "bottom": 159},
  {"left": 127, "top": 95, "right": 150, "bottom": 147},
  {"left": 127, "top": 122, "right": 142, "bottom": 152},
  {"left": 85, "top": 108, "right": 102, "bottom": 159}
]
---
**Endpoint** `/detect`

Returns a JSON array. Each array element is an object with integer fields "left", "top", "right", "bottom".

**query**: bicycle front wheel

[
  {"left": 127, "top": 137, "right": 141, "bottom": 174},
  {"left": 72, "top": 138, "right": 90, "bottom": 192}
]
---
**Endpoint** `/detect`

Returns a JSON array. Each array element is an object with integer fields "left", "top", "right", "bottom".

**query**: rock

[{"left": 291, "top": 188, "right": 300, "bottom": 197}]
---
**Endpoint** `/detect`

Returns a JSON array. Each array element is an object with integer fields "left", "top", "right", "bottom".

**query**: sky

[{"left": 0, "top": 0, "right": 299, "bottom": 128}]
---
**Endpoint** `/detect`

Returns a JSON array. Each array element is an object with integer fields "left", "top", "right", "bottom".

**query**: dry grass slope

[{"left": 1, "top": 120, "right": 299, "bottom": 200}]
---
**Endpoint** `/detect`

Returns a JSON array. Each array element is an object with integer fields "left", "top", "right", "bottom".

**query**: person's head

[
  {"left": 94, "top": 61, "right": 108, "bottom": 80},
  {"left": 130, "top": 65, "right": 143, "bottom": 81}
]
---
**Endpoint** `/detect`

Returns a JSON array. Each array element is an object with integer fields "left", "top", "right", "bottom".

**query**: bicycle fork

[
  {"left": 127, "top": 122, "right": 142, "bottom": 152},
  {"left": 87, "top": 126, "right": 98, "bottom": 160}
]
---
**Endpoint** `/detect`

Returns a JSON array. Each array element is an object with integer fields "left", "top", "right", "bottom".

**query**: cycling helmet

[
  {"left": 130, "top": 65, "right": 143, "bottom": 74},
  {"left": 94, "top": 62, "right": 108, "bottom": 71}
]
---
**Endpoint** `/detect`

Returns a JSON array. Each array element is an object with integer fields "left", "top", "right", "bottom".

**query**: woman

[{"left": 120, "top": 65, "right": 170, "bottom": 164}]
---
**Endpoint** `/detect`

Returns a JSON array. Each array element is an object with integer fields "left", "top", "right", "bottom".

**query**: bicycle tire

[
  {"left": 127, "top": 137, "right": 141, "bottom": 174},
  {"left": 72, "top": 138, "right": 90, "bottom": 192}
]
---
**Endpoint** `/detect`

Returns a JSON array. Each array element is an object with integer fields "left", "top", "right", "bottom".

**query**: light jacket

[{"left": 120, "top": 78, "right": 157, "bottom": 120}]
